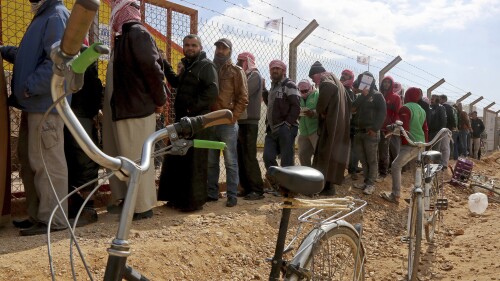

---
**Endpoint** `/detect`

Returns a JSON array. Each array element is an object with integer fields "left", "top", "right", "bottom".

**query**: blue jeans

[
  {"left": 354, "top": 131, "right": 379, "bottom": 186},
  {"left": 263, "top": 124, "right": 298, "bottom": 170},
  {"left": 458, "top": 130, "right": 469, "bottom": 157},
  {"left": 452, "top": 130, "right": 459, "bottom": 160},
  {"left": 207, "top": 123, "right": 239, "bottom": 199}
]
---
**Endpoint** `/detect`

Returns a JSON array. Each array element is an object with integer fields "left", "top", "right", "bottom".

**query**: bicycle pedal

[
  {"left": 400, "top": 236, "right": 410, "bottom": 244},
  {"left": 436, "top": 199, "right": 448, "bottom": 210}
]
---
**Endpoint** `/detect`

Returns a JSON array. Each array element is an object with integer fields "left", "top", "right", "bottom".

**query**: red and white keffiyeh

[{"left": 110, "top": 0, "right": 141, "bottom": 34}]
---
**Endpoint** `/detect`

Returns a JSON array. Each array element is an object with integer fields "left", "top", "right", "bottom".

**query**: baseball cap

[{"left": 214, "top": 38, "right": 232, "bottom": 49}]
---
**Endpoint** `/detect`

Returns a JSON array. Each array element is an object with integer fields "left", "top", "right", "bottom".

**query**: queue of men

[{"left": 1, "top": 0, "right": 486, "bottom": 234}]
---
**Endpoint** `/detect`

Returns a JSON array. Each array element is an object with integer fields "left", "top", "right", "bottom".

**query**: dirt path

[{"left": 1, "top": 154, "right": 499, "bottom": 280}]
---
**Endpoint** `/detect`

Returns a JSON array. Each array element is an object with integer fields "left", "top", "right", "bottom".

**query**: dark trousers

[
  {"left": 354, "top": 131, "right": 379, "bottom": 185},
  {"left": 237, "top": 124, "right": 264, "bottom": 195},
  {"left": 263, "top": 125, "right": 298, "bottom": 171},
  {"left": 64, "top": 116, "right": 99, "bottom": 217},
  {"left": 348, "top": 134, "right": 359, "bottom": 174}
]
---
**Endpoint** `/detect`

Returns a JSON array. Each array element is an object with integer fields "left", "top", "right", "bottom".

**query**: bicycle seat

[
  {"left": 267, "top": 166, "right": 324, "bottom": 196},
  {"left": 422, "top": 150, "right": 441, "bottom": 164}
]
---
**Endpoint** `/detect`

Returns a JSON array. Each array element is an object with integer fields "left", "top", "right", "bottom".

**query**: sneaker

[
  {"left": 363, "top": 185, "right": 375, "bottom": 195},
  {"left": 244, "top": 192, "right": 265, "bottom": 200},
  {"left": 206, "top": 196, "right": 219, "bottom": 202},
  {"left": 353, "top": 183, "right": 366, "bottom": 190},
  {"left": 226, "top": 197, "right": 237, "bottom": 207},
  {"left": 380, "top": 191, "right": 400, "bottom": 204}
]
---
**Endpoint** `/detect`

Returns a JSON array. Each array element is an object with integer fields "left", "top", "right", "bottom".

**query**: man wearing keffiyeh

[
  {"left": 236, "top": 52, "right": 265, "bottom": 200},
  {"left": 105, "top": 0, "right": 167, "bottom": 220}
]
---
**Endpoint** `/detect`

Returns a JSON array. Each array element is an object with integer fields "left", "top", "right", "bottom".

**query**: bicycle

[
  {"left": 47, "top": 2, "right": 367, "bottom": 280},
  {"left": 265, "top": 167, "right": 366, "bottom": 280},
  {"left": 386, "top": 121, "right": 451, "bottom": 281}
]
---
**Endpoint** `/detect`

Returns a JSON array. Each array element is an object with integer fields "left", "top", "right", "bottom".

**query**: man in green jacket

[{"left": 297, "top": 79, "right": 318, "bottom": 167}]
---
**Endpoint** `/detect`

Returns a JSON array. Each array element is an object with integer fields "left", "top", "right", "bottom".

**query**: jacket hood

[
  {"left": 353, "top": 71, "right": 378, "bottom": 92},
  {"left": 404, "top": 87, "right": 422, "bottom": 103},
  {"left": 381, "top": 76, "right": 394, "bottom": 96}
]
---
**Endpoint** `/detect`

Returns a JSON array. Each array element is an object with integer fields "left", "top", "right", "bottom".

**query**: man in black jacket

[
  {"left": 469, "top": 111, "right": 485, "bottom": 159},
  {"left": 106, "top": 0, "right": 167, "bottom": 220},
  {"left": 351, "top": 72, "right": 386, "bottom": 195},
  {"left": 158, "top": 34, "right": 219, "bottom": 212},
  {"left": 439, "top": 94, "right": 456, "bottom": 167}
]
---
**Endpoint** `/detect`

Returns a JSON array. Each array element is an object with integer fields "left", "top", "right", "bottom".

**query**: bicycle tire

[
  {"left": 286, "top": 222, "right": 365, "bottom": 281},
  {"left": 425, "top": 175, "right": 439, "bottom": 242},
  {"left": 408, "top": 194, "right": 423, "bottom": 281}
]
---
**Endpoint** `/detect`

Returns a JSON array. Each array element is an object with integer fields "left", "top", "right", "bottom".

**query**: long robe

[{"left": 312, "top": 73, "right": 351, "bottom": 185}]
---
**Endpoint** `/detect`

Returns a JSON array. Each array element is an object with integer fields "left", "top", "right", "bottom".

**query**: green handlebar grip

[
  {"left": 71, "top": 43, "right": 103, "bottom": 74},
  {"left": 194, "top": 139, "right": 226, "bottom": 150}
]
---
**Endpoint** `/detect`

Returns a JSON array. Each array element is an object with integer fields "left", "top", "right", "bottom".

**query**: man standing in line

[
  {"left": 296, "top": 79, "right": 318, "bottom": 167},
  {"left": 158, "top": 34, "right": 218, "bottom": 212},
  {"left": 378, "top": 76, "right": 402, "bottom": 179},
  {"left": 106, "top": 0, "right": 167, "bottom": 220},
  {"left": 456, "top": 102, "right": 471, "bottom": 157},
  {"left": 309, "top": 61, "right": 350, "bottom": 196},
  {"left": 236, "top": 52, "right": 265, "bottom": 201},
  {"left": 262, "top": 60, "right": 300, "bottom": 170},
  {"left": 352, "top": 72, "right": 386, "bottom": 195},
  {"left": 439, "top": 94, "right": 457, "bottom": 168},
  {"left": 206, "top": 38, "right": 248, "bottom": 207},
  {"left": 469, "top": 111, "right": 485, "bottom": 159},
  {"left": 381, "top": 87, "right": 428, "bottom": 204},
  {"left": 0, "top": 0, "right": 70, "bottom": 235}
]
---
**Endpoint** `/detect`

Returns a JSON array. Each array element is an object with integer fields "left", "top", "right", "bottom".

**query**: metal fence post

[{"left": 288, "top": 20, "right": 318, "bottom": 82}]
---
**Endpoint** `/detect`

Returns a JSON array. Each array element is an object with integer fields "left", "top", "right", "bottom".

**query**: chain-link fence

[{"left": 3, "top": 0, "right": 495, "bottom": 203}]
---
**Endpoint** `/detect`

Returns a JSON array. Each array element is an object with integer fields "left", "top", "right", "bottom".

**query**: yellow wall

[{"left": 1, "top": 0, "right": 184, "bottom": 80}]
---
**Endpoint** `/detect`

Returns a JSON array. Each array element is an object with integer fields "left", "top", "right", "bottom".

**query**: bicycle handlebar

[
  {"left": 60, "top": 0, "right": 100, "bottom": 56},
  {"left": 387, "top": 121, "right": 451, "bottom": 149}
]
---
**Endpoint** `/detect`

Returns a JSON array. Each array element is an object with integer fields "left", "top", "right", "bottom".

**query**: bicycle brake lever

[{"left": 168, "top": 139, "right": 193, "bottom": 156}]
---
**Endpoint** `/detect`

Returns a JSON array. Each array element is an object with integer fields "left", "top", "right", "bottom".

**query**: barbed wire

[
  {"left": 252, "top": 0, "right": 476, "bottom": 99},
  {"left": 172, "top": 0, "right": 497, "bottom": 110}
]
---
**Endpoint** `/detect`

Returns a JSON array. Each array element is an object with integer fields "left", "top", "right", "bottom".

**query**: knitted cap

[{"left": 308, "top": 61, "right": 326, "bottom": 78}]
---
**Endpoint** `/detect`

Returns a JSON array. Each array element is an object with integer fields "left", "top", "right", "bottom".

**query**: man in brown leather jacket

[{"left": 207, "top": 38, "right": 249, "bottom": 207}]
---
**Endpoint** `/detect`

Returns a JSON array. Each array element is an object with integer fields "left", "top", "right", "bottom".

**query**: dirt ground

[{"left": 1, "top": 153, "right": 499, "bottom": 281}]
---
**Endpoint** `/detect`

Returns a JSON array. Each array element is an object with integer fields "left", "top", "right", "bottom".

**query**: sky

[{"left": 168, "top": 0, "right": 500, "bottom": 112}]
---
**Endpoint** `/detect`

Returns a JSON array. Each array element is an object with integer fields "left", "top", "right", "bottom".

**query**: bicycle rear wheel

[
  {"left": 408, "top": 194, "right": 423, "bottom": 281},
  {"left": 425, "top": 176, "right": 439, "bottom": 242},
  {"left": 286, "top": 223, "right": 365, "bottom": 281}
]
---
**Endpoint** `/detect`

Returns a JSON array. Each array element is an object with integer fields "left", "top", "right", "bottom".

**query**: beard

[{"left": 184, "top": 50, "right": 201, "bottom": 61}]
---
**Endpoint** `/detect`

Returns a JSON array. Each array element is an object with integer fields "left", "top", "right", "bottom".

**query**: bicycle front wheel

[
  {"left": 287, "top": 223, "right": 365, "bottom": 281},
  {"left": 425, "top": 175, "right": 439, "bottom": 242},
  {"left": 408, "top": 194, "right": 423, "bottom": 281}
]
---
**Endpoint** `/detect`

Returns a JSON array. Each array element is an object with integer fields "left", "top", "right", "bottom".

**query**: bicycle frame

[
  {"left": 387, "top": 122, "right": 451, "bottom": 281},
  {"left": 268, "top": 191, "right": 366, "bottom": 280},
  {"left": 51, "top": 45, "right": 232, "bottom": 280}
]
